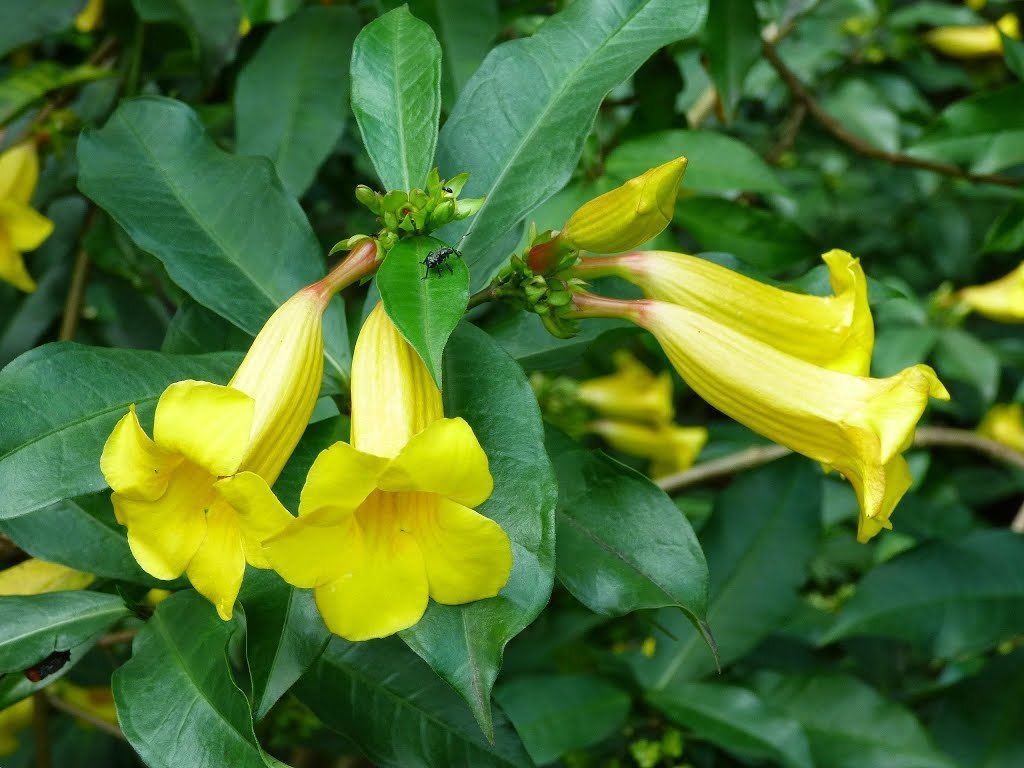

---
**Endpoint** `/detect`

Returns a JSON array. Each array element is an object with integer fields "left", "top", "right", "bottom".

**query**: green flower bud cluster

[
  {"left": 333, "top": 169, "right": 484, "bottom": 259},
  {"left": 494, "top": 251, "right": 585, "bottom": 339},
  {"left": 529, "top": 373, "right": 590, "bottom": 438}
]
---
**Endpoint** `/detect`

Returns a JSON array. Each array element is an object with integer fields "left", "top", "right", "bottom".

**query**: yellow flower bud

[
  {"left": 561, "top": 157, "right": 687, "bottom": 253},
  {"left": 956, "top": 262, "right": 1024, "bottom": 322},
  {"left": 924, "top": 13, "right": 1019, "bottom": 58},
  {"left": 978, "top": 403, "right": 1024, "bottom": 452},
  {"left": 0, "top": 559, "right": 94, "bottom": 595},
  {"left": 577, "top": 350, "right": 674, "bottom": 424}
]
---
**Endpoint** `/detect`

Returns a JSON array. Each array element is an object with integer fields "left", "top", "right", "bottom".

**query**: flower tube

[
  {"left": 956, "top": 262, "right": 1024, "bottom": 322},
  {"left": 925, "top": 13, "right": 1019, "bottom": 58}
]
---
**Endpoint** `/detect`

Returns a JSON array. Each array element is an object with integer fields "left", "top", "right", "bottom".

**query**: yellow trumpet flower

[
  {"left": 574, "top": 249, "right": 874, "bottom": 376},
  {"left": 590, "top": 419, "right": 708, "bottom": 478},
  {"left": 232, "top": 304, "right": 512, "bottom": 641},
  {"left": 100, "top": 287, "right": 326, "bottom": 619},
  {"left": 0, "top": 559, "right": 94, "bottom": 595},
  {"left": 978, "top": 403, "right": 1024, "bottom": 452},
  {"left": 578, "top": 350, "right": 674, "bottom": 424},
  {"left": 571, "top": 293, "right": 949, "bottom": 542},
  {"left": 956, "top": 262, "right": 1024, "bottom": 322},
  {"left": 925, "top": 13, "right": 1020, "bottom": 58},
  {"left": 561, "top": 157, "right": 687, "bottom": 253},
  {"left": 0, "top": 142, "right": 54, "bottom": 292},
  {"left": 0, "top": 698, "right": 33, "bottom": 756},
  {"left": 74, "top": 0, "right": 104, "bottom": 32}
]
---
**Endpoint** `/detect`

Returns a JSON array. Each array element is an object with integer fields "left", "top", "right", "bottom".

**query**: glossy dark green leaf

[
  {"left": 647, "top": 682, "right": 813, "bottom": 768},
  {"left": 484, "top": 310, "right": 633, "bottom": 370},
  {"left": 983, "top": 200, "right": 1024, "bottom": 253},
  {"left": 437, "top": 0, "right": 707, "bottom": 289},
  {"left": 495, "top": 675, "right": 630, "bottom": 765},
  {"left": 351, "top": 6, "right": 441, "bottom": 191},
  {"left": 0, "top": 591, "right": 127, "bottom": 672},
  {"left": 605, "top": 129, "right": 785, "bottom": 194},
  {"left": 1004, "top": 33, "right": 1024, "bottom": 80},
  {"left": 235, "top": 6, "right": 359, "bottom": 197},
  {"left": 0, "top": 0, "right": 84, "bottom": 58},
  {"left": 113, "top": 591, "right": 279, "bottom": 768},
  {"left": 162, "top": 299, "right": 253, "bottom": 355},
  {"left": 77, "top": 96, "right": 350, "bottom": 385},
  {"left": 823, "top": 80, "right": 901, "bottom": 153},
  {"left": 549, "top": 441, "right": 710, "bottom": 632},
  {"left": 0, "top": 62, "right": 110, "bottom": 127},
  {"left": 755, "top": 673, "right": 954, "bottom": 768},
  {"left": 238, "top": 569, "right": 330, "bottom": 722},
  {"left": 675, "top": 197, "right": 816, "bottom": 273},
  {"left": 400, "top": 323, "right": 557, "bottom": 739},
  {"left": 934, "top": 328, "right": 999, "bottom": 406},
  {"left": 908, "top": 84, "right": 1024, "bottom": 174},
  {"left": 296, "top": 637, "right": 534, "bottom": 768},
  {"left": 631, "top": 459, "right": 821, "bottom": 690},
  {"left": 271, "top": 415, "right": 349, "bottom": 514},
  {"left": 377, "top": 236, "right": 469, "bottom": 386},
  {"left": 239, "top": 0, "right": 303, "bottom": 25},
  {"left": 704, "top": 0, "right": 760, "bottom": 119},
  {"left": 823, "top": 529, "right": 1024, "bottom": 658},
  {"left": 0, "top": 343, "right": 238, "bottom": 520},
  {"left": 130, "top": 0, "right": 241, "bottom": 79}
]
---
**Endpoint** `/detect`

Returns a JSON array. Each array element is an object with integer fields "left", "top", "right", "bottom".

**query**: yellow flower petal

[
  {"left": 0, "top": 228, "right": 35, "bottom": 292},
  {"left": 0, "top": 200, "right": 54, "bottom": 251},
  {"left": 577, "top": 350, "right": 675, "bottom": 423},
  {"left": 153, "top": 380, "right": 254, "bottom": 477},
  {"left": 297, "top": 441, "right": 387, "bottom": 516},
  {"left": 229, "top": 290, "right": 325, "bottom": 483},
  {"left": 0, "top": 698, "right": 33, "bottom": 756},
  {"left": 978, "top": 402, "right": 1024, "bottom": 452},
  {"left": 214, "top": 472, "right": 294, "bottom": 569},
  {"left": 403, "top": 496, "right": 512, "bottom": 604},
  {"left": 315, "top": 492, "right": 429, "bottom": 641},
  {"left": 74, "top": 0, "right": 104, "bottom": 31},
  {"left": 263, "top": 506, "right": 361, "bottom": 589},
  {"left": 0, "top": 142, "right": 39, "bottom": 204},
  {"left": 378, "top": 417, "right": 493, "bottom": 508},
  {"left": 185, "top": 498, "right": 245, "bottom": 620},
  {"left": 578, "top": 249, "right": 874, "bottom": 375},
  {"left": 640, "top": 301, "right": 948, "bottom": 540},
  {"left": 0, "top": 559, "right": 94, "bottom": 596},
  {"left": 957, "top": 262, "right": 1024, "bottom": 323},
  {"left": 590, "top": 419, "right": 707, "bottom": 478},
  {"left": 350, "top": 303, "right": 443, "bottom": 457},
  {"left": 111, "top": 462, "right": 213, "bottom": 580},
  {"left": 562, "top": 157, "right": 687, "bottom": 253},
  {"left": 101, "top": 404, "right": 182, "bottom": 501},
  {"left": 925, "top": 13, "right": 1019, "bottom": 58}
]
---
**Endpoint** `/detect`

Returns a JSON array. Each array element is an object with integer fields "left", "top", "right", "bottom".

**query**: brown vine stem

[
  {"left": 46, "top": 693, "right": 125, "bottom": 741},
  {"left": 57, "top": 247, "right": 91, "bottom": 341},
  {"left": 97, "top": 629, "right": 138, "bottom": 647},
  {"left": 32, "top": 692, "right": 51, "bottom": 768},
  {"left": 762, "top": 41, "right": 1022, "bottom": 188}
]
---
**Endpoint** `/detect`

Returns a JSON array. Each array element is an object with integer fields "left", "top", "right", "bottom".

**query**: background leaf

[
  {"left": 0, "top": 0, "right": 84, "bottom": 59},
  {"left": 703, "top": 0, "right": 760, "bottom": 119},
  {"left": 130, "top": 0, "right": 241, "bottom": 79}
]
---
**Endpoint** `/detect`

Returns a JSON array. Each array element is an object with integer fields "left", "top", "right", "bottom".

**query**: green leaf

[
  {"left": 235, "top": 5, "right": 359, "bottom": 197},
  {"left": 238, "top": 569, "right": 330, "bottom": 722},
  {"left": 271, "top": 415, "right": 349, "bottom": 514},
  {"left": 239, "top": 0, "right": 303, "bottom": 25},
  {"left": 631, "top": 458, "right": 821, "bottom": 690},
  {"left": 605, "top": 129, "right": 785, "bottom": 194},
  {"left": 162, "top": 299, "right": 253, "bottom": 355},
  {"left": 77, "top": 96, "right": 350, "bottom": 386},
  {"left": 351, "top": 6, "right": 442, "bottom": 191},
  {"left": 0, "top": 343, "right": 238, "bottom": 520},
  {"left": 647, "top": 682, "right": 813, "bottom": 768},
  {"left": 703, "top": 0, "right": 760, "bottom": 119},
  {"left": 934, "top": 328, "right": 999, "bottom": 407},
  {"left": 296, "top": 637, "right": 534, "bottom": 768},
  {"left": 437, "top": 0, "right": 707, "bottom": 289},
  {"left": 495, "top": 675, "right": 631, "bottom": 765},
  {"left": 130, "top": 0, "right": 242, "bottom": 79},
  {"left": 0, "top": 591, "right": 127, "bottom": 672},
  {"left": 754, "top": 673, "right": 954, "bottom": 768},
  {"left": 823, "top": 529, "right": 1024, "bottom": 659},
  {"left": 908, "top": 84, "right": 1024, "bottom": 174},
  {"left": 0, "top": 494, "right": 157, "bottom": 585},
  {"left": 549, "top": 440, "right": 710, "bottom": 631},
  {"left": 1003, "top": 33, "right": 1024, "bottom": 80},
  {"left": 0, "top": 62, "right": 111, "bottom": 127},
  {"left": 823, "top": 80, "right": 900, "bottom": 153},
  {"left": 377, "top": 236, "right": 469, "bottom": 386},
  {"left": 674, "top": 197, "right": 816, "bottom": 273},
  {"left": 0, "top": 0, "right": 84, "bottom": 58},
  {"left": 983, "top": 201, "right": 1024, "bottom": 253},
  {"left": 486, "top": 310, "right": 632, "bottom": 370},
  {"left": 113, "top": 591, "right": 278, "bottom": 768},
  {"left": 400, "top": 323, "right": 557, "bottom": 740}
]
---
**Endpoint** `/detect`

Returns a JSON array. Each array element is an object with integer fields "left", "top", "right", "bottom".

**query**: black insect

[
  {"left": 24, "top": 649, "right": 71, "bottom": 683},
  {"left": 442, "top": 185, "right": 453, "bottom": 194},
  {"left": 421, "top": 245, "right": 461, "bottom": 279}
]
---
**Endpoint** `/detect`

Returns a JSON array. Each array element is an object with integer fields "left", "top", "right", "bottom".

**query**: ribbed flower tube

[{"left": 957, "top": 262, "right": 1024, "bottom": 323}]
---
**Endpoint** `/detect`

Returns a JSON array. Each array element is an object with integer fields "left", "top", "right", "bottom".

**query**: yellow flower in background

[
  {"left": 236, "top": 304, "right": 512, "bottom": 641},
  {"left": 956, "top": 262, "right": 1024, "bottom": 322},
  {"left": 978, "top": 403, "right": 1024, "bottom": 452},
  {"left": 0, "top": 698, "right": 33, "bottom": 756},
  {"left": 578, "top": 350, "right": 674, "bottom": 424},
  {"left": 561, "top": 157, "right": 687, "bottom": 253},
  {"left": 575, "top": 249, "right": 874, "bottom": 376},
  {"left": 239, "top": 16, "right": 252, "bottom": 36},
  {"left": 101, "top": 288, "right": 326, "bottom": 619},
  {"left": 0, "top": 142, "right": 53, "bottom": 292},
  {"left": 74, "top": 0, "right": 104, "bottom": 32},
  {"left": 925, "top": 13, "right": 1019, "bottom": 58},
  {"left": 0, "top": 559, "right": 94, "bottom": 595},
  {"left": 54, "top": 683, "right": 118, "bottom": 728},
  {"left": 633, "top": 300, "right": 948, "bottom": 542},
  {"left": 590, "top": 419, "right": 708, "bottom": 478}
]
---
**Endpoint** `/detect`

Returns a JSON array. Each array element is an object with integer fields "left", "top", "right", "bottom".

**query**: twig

[
  {"left": 58, "top": 247, "right": 90, "bottom": 341},
  {"left": 766, "top": 101, "right": 807, "bottom": 164},
  {"left": 97, "top": 629, "right": 138, "bottom": 647},
  {"left": 762, "top": 41, "right": 1022, "bottom": 188},
  {"left": 1012, "top": 500, "right": 1024, "bottom": 533},
  {"left": 913, "top": 426, "right": 1024, "bottom": 471},
  {"left": 32, "top": 692, "right": 51, "bottom": 768},
  {"left": 46, "top": 693, "right": 124, "bottom": 741},
  {"left": 467, "top": 286, "right": 498, "bottom": 309}
]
